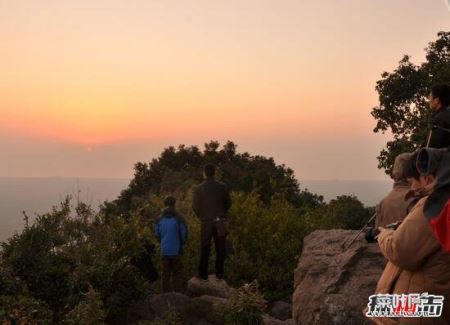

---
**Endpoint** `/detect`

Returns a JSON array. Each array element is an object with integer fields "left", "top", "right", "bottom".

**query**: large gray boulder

[
  {"left": 292, "top": 229, "right": 385, "bottom": 325},
  {"left": 187, "top": 275, "right": 231, "bottom": 298},
  {"left": 268, "top": 301, "right": 292, "bottom": 321},
  {"left": 126, "top": 292, "right": 189, "bottom": 324},
  {"left": 263, "top": 314, "right": 295, "bottom": 325}
]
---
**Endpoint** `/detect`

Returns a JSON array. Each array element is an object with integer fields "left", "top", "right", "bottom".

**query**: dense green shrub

[
  {"left": 145, "top": 191, "right": 316, "bottom": 301},
  {"left": 64, "top": 286, "right": 105, "bottom": 325},
  {"left": 0, "top": 198, "right": 150, "bottom": 324},
  {"left": 0, "top": 295, "right": 53, "bottom": 324},
  {"left": 304, "top": 195, "right": 374, "bottom": 230},
  {"left": 222, "top": 281, "right": 266, "bottom": 325},
  {"left": 226, "top": 192, "right": 309, "bottom": 301}
]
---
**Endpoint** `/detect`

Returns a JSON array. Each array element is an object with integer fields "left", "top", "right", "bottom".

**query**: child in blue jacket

[{"left": 154, "top": 196, "right": 188, "bottom": 292}]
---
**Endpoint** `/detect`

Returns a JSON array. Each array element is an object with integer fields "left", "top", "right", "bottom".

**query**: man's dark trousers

[
  {"left": 161, "top": 256, "right": 183, "bottom": 292},
  {"left": 198, "top": 222, "right": 226, "bottom": 279}
]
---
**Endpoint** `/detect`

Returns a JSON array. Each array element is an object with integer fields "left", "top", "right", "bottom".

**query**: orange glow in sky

[{"left": 1, "top": 0, "right": 450, "bottom": 179}]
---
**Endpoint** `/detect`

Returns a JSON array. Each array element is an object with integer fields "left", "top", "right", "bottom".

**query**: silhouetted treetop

[{"left": 106, "top": 140, "right": 323, "bottom": 217}]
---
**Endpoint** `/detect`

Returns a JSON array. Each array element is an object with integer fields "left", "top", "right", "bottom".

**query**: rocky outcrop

[
  {"left": 127, "top": 292, "right": 226, "bottom": 325},
  {"left": 293, "top": 229, "right": 385, "bottom": 325},
  {"left": 128, "top": 277, "right": 295, "bottom": 324}
]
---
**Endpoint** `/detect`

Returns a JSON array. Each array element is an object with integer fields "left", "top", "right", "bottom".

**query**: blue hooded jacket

[{"left": 154, "top": 207, "right": 188, "bottom": 256}]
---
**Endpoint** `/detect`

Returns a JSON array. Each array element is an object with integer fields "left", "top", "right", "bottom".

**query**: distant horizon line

[{"left": 0, "top": 176, "right": 391, "bottom": 182}]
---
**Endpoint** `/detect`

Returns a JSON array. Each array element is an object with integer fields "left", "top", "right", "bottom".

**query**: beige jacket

[{"left": 369, "top": 197, "right": 450, "bottom": 324}]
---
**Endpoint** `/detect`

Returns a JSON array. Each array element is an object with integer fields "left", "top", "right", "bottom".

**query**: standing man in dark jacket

[
  {"left": 427, "top": 84, "right": 450, "bottom": 148},
  {"left": 192, "top": 164, "right": 231, "bottom": 280}
]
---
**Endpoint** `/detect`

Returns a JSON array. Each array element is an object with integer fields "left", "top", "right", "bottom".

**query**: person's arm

[
  {"left": 428, "top": 127, "right": 447, "bottom": 148},
  {"left": 154, "top": 220, "right": 161, "bottom": 242},
  {"left": 427, "top": 112, "right": 450, "bottom": 147},
  {"left": 175, "top": 215, "right": 188, "bottom": 243},
  {"left": 224, "top": 185, "right": 231, "bottom": 212},
  {"left": 192, "top": 187, "right": 201, "bottom": 218},
  {"left": 377, "top": 205, "right": 440, "bottom": 271},
  {"left": 180, "top": 221, "right": 188, "bottom": 244}
]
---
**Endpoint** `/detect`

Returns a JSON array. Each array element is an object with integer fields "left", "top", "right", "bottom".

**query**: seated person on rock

[{"left": 375, "top": 152, "right": 414, "bottom": 228}]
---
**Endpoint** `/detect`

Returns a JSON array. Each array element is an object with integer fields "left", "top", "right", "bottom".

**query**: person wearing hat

[
  {"left": 375, "top": 153, "right": 414, "bottom": 228},
  {"left": 154, "top": 196, "right": 188, "bottom": 292}
]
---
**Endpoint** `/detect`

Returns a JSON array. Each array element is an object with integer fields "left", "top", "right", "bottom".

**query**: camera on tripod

[{"left": 364, "top": 221, "right": 402, "bottom": 243}]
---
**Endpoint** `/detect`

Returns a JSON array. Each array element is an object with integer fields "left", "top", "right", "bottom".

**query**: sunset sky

[{"left": 1, "top": 0, "right": 449, "bottom": 180}]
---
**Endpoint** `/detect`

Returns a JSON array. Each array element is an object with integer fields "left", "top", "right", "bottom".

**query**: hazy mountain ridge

[
  {"left": 0, "top": 177, "right": 391, "bottom": 242},
  {"left": 0, "top": 177, "right": 129, "bottom": 242}
]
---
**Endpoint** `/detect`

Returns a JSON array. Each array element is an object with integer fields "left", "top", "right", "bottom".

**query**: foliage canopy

[{"left": 372, "top": 31, "right": 450, "bottom": 174}]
